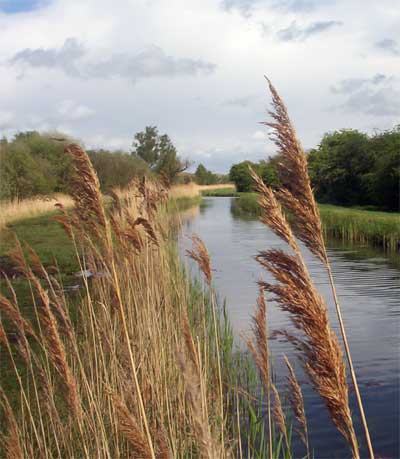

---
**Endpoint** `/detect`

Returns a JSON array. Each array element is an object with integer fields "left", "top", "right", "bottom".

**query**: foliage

[
  {"left": 131, "top": 126, "right": 190, "bottom": 183},
  {"left": 194, "top": 163, "right": 218, "bottom": 185},
  {"left": 229, "top": 158, "right": 280, "bottom": 192},
  {"left": 308, "top": 127, "right": 399, "bottom": 210},
  {"left": 0, "top": 131, "right": 150, "bottom": 200},
  {"left": 232, "top": 192, "right": 399, "bottom": 251},
  {"left": 0, "top": 132, "right": 72, "bottom": 200},
  {"left": 88, "top": 149, "right": 149, "bottom": 191}
]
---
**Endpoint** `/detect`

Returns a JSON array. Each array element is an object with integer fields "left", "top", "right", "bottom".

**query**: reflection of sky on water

[{"left": 179, "top": 197, "right": 400, "bottom": 459}]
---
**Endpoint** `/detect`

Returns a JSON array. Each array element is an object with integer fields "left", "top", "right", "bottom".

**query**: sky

[{"left": 0, "top": 0, "right": 399, "bottom": 172}]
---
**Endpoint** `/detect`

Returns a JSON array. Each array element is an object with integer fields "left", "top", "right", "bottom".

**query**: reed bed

[
  {"left": 0, "top": 194, "right": 73, "bottom": 230},
  {"left": 0, "top": 145, "right": 279, "bottom": 458},
  {"left": 232, "top": 194, "right": 399, "bottom": 252}
]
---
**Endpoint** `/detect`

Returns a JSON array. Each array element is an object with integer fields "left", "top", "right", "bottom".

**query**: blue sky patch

[{"left": 0, "top": 0, "right": 48, "bottom": 14}]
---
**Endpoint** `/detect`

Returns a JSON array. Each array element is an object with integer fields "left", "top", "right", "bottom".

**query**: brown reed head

[
  {"left": 283, "top": 356, "right": 309, "bottom": 453},
  {"left": 262, "top": 78, "right": 326, "bottom": 262},
  {"left": 186, "top": 234, "right": 212, "bottom": 285},
  {"left": 65, "top": 143, "right": 107, "bottom": 230}
]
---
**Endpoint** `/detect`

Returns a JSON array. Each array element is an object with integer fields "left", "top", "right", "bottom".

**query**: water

[{"left": 179, "top": 197, "right": 400, "bottom": 459}]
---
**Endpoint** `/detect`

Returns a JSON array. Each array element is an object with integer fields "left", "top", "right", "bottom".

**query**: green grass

[
  {"left": 0, "top": 211, "right": 79, "bottom": 274},
  {"left": 201, "top": 188, "right": 239, "bottom": 197},
  {"left": 231, "top": 193, "right": 400, "bottom": 251}
]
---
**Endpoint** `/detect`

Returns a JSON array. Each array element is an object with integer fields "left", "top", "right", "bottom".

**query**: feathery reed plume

[
  {"left": 186, "top": 234, "right": 212, "bottom": 285},
  {"left": 246, "top": 289, "right": 273, "bottom": 459},
  {"left": 65, "top": 143, "right": 155, "bottom": 458},
  {"left": 0, "top": 388, "right": 23, "bottom": 459},
  {"left": 186, "top": 234, "right": 225, "bottom": 450},
  {"left": 176, "top": 347, "right": 219, "bottom": 459},
  {"left": 262, "top": 78, "right": 325, "bottom": 262},
  {"left": 111, "top": 394, "right": 153, "bottom": 459},
  {"left": 252, "top": 168, "right": 359, "bottom": 456},
  {"left": 263, "top": 78, "right": 373, "bottom": 458},
  {"left": 65, "top": 143, "right": 107, "bottom": 230},
  {"left": 270, "top": 383, "right": 290, "bottom": 454},
  {"left": 283, "top": 356, "right": 309, "bottom": 457}
]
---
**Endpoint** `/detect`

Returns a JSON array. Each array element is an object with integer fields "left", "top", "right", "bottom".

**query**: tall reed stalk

[
  {"left": 248, "top": 79, "right": 374, "bottom": 459},
  {"left": 262, "top": 78, "right": 374, "bottom": 459}
]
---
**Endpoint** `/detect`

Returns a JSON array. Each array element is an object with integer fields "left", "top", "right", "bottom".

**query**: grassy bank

[
  {"left": 201, "top": 187, "right": 238, "bottom": 197},
  {"left": 232, "top": 193, "right": 399, "bottom": 251}
]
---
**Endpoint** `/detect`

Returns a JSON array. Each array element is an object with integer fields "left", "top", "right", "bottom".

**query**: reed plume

[
  {"left": 252, "top": 162, "right": 359, "bottom": 455},
  {"left": 246, "top": 289, "right": 273, "bottom": 459},
  {"left": 0, "top": 388, "right": 23, "bottom": 459},
  {"left": 186, "top": 234, "right": 212, "bottom": 285},
  {"left": 111, "top": 393, "right": 153, "bottom": 459},
  {"left": 283, "top": 356, "right": 309, "bottom": 457},
  {"left": 262, "top": 78, "right": 373, "bottom": 458},
  {"left": 176, "top": 346, "right": 220, "bottom": 459}
]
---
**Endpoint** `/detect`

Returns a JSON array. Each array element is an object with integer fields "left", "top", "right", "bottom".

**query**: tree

[
  {"left": 366, "top": 127, "right": 400, "bottom": 210},
  {"left": 308, "top": 130, "right": 373, "bottom": 206},
  {"left": 132, "top": 127, "right": 189, "bottom": 183},
  {"left": 132, "top": 126, "right": 160, "bottom": 167},
  {"left": 229, "top": 161, "right": 257, "bottom": 192},
  {"left": 194, "top": 163, "right": 218, "bottom": 185}
]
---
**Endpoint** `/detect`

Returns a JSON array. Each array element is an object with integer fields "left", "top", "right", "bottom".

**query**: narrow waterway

[{"left": 179, "top": 197, "right": 400, "bottom": 459}]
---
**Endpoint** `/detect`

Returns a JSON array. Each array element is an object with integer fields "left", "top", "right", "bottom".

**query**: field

[{"left": 232, "top": 192, "right": 400, "bottom": 251}]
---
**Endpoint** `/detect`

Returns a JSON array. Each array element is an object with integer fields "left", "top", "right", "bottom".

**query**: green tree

[
  {"left": 308, "top": 130, "right": 373, "bottom": 206},
  {"left": 229, "top": 161, "right": 258, "bottom": 192},
  {"left": 88, "top": 149, "right": 149, "bottom": 192},
  {"left": 132, "top": 127, "right": 189, "bottom": 183},
  {"left": 194, "top": 163, "right": 218, "bottom": 185},
  {"left": 366, "top": 127, "right": 400, "bottom": 210}
]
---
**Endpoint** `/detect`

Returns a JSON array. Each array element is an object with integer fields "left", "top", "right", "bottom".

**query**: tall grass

[
  {"left": 0, "top": 194, "right": 73, "bottom": 230},
  {"left": 0, "top": 146, "right": 284, "bottom": 458}
]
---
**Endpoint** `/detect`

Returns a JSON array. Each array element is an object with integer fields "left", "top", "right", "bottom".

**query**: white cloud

[
  {"left": 58, "top": 100, "right": 94, "bottom": 121},
  {"left": 0, "top": 0, "right": 399, "bottom": 172}
]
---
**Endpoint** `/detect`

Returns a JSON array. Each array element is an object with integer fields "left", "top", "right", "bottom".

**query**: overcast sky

[{"left": 0, "top": 0, "right": 399, "bottom": 172}]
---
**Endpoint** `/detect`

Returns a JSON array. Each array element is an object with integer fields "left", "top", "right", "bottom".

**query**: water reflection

[{"left": 179, "top": 197, "right": 400, "bottom": 459}]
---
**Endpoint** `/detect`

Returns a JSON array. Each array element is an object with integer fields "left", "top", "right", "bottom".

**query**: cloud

[
  {"left": 332, "top": 74, "right": 400, "bottom": 116},
  {"left": 57, "top": 100, "right": 94, "bottom": 121},
  {"left": 10, "top": 37, "right": 85, "bottom": 77},
  {"left": 252, "top": 130, "right": 267, "bottom": 140},
  {"left": 221, "top": 95, "right": 256, "bottom": 108},
  {"left": 0, "top": 111, "right": 14, "bottom": 129},
  {"left": 375, "top": 38, "right": 400, "bottom": 57},
  {"left": 277, "top": 20, "right": 342, "bottom": 42},
  {"left": 221, "top": 0, "right": 332, "bottom": 15},
  {"left": 10, "top": 38, "right": 216, "bottom": 82}
]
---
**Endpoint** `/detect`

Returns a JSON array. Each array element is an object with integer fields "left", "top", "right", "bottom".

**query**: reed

[
  {"left": 250, "top": 78, "right": 375, "bottom": 458},
  {"left": 0, "top": 144, "right": 243, "bottom": 458}
]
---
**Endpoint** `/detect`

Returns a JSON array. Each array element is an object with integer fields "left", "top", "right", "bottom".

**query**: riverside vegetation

[
  {"left": 0, "top": 82, "right": 379, "bottom": 458},
  {"left": 232, "top": 194, "right": 399, "bottom": 252}
]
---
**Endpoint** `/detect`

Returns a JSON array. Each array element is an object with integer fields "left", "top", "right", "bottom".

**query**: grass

[
  {"left": 0, "top": 194, "right": 73, "bottom": 230},
  {"left": 231, "top": 192, "right": 400, "bottom": 251},
  {"left": 201, "top": 187, "right": 239, "bottom": 197}
]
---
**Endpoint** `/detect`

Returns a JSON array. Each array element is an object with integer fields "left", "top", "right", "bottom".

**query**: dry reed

[
  {"left": 262, "top": 78, "right": 373, "bottom": 459},
  {"left": 251, "top": 80, "right": 367, "bottom": 458}
]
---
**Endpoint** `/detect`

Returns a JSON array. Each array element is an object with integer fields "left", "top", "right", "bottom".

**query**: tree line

[
  {"left": 0, "top": 127, "right": 191, "bottom": 200},
  {"left": 229, "top": 127, "right": 399, "bottom": 211}
]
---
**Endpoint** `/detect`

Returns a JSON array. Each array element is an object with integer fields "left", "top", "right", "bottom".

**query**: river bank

[{"left": 231, "top": 192, "right": 399, "bottom": 251}]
